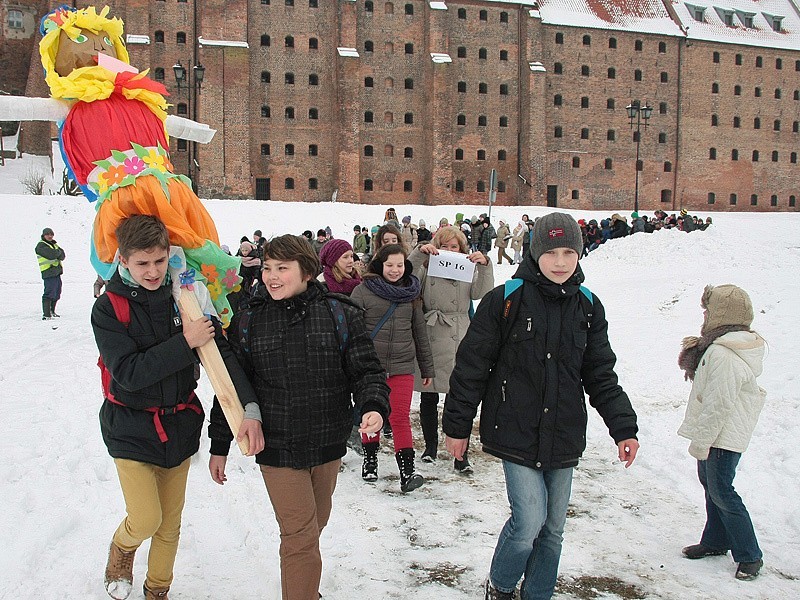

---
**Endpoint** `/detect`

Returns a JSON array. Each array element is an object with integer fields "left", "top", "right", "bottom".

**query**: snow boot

[
  {"left": 42, "top": 298, "right": 52, "bottom": 320},
  {"left": 735, "top": 559, "right": 763, "bottom": 581},
  {"left": 104, "top": 542, "right": 135, "bottom": 600},
  {"left": 396, "top": 448, "right": 424, "bottom": 492},
  {"left": 362, "top": 442, "right": 379, "bottom": 482},
  {"left": 419, "top": 392, "right": 439, "bottom": 462},
  {"left": 681, "top": 544, "right": 728, "bottom": 560},
  {"left": 485, "top": 579, "right": 516, "bottom": 599},
  {"left": 50, "top": 299, "right": 60, "bottom": 317},
  {"left": 454, "top": 449, "right": 473, "bottom": 474},
  {"left": 143, "top": 583, "right": 170, "bottom": 599}
]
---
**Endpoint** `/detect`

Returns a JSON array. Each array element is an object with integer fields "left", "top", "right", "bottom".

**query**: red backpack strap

[
  {"left": 106, "top": 292, "right": 130, "bottom": 326},
  {"left": 98, "top": 292, "right": 130, "bottom": 404}
]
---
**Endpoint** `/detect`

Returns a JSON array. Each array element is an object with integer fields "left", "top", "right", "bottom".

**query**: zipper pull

[{"left": 526, "top": 317, "right": 532, "bottom": 332}]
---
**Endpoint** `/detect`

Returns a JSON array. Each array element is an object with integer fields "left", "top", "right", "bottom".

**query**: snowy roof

[
  {"left": 197, "top": 37, "right": 249, "bottom": 48},
  {"left": 430, "top": 52, "right": 453, "bottom": 63},
  {"left": 671, "top": 0, "right": 800, "bottom": 50},
  {"left": 536, "top": 0, "right": 686, "bottom": 37},
  {"left": 337, "top": 47, "right": 360, "bottom": 57},
  {"left": 429, "top": 1, "right": 448, "bottom": 9}
]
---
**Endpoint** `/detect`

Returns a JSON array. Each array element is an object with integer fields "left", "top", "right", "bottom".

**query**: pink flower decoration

[
  {"left": 222, "top": 268, "right": 240, "bottom": 289},
  {"left": 123, "top": 156, "right": 146, "bottom": 175}
]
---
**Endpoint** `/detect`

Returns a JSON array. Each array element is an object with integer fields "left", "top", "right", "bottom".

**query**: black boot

[
  {"left": 42, "top": 298, "right": 52, "bottom": 320},
  {"left": 362, "top": 442, "right": 379, "bottom": 482},
  {"left": 396, "top": 448, "right": 424, "bottom": 492},
  {"left": 50, "top": 299, "right": 60, "bottom": 318},
  {"left": 419, "top": 392, "right": 439, "bottom": 462}
]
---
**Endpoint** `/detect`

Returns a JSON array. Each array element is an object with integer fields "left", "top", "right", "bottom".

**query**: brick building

[{"left": 6, "top": 0, "right": 799, "bottom": 211}]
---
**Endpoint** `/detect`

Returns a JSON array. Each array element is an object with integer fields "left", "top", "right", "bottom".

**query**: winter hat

[
  {"left": 418, "top": 219, "right": 426, "bottom": 228},
  {"left": 680, "top": 208, "right": 688, "bottom": 216},
  {"left": 631, "top": 211, "right": 639, "bottom": 219},
  {"left": 439, "top": 217, "right": 449, "bottom": 227},
  {"left": 402, "top": 215, "right": 412, "bottom": 224},
  {"left": 529, "top": 212, "right": 583, "bottom": 262},
  {"left": 455, "top": 212, "right": 464, "bottom": 223},
  {"left": 471, "top": 215, "right": 479, "bottom": 224},
  {"left": 701, "top": 284, "right": 754, "bottom": 334},
  {"left": 42, "top": 227, "right": 54, "bottom": 236},
  {"left": 354, "top": 225, "right": 361, "bottom": 232},
  {"left": 319, "top": 238, "right": 353, "bottom": 268},
  {"left": 316, "top": 229, "right": 327, "bottom": 237},
  {"left": 370, "top": 225, "right": 379, "bottom": 235}
]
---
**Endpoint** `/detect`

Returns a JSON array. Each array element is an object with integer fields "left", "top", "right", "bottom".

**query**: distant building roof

[
  {"left": 672, "top": 0, "right": 800, "bottom": 50},
  {"left": 536, "top": 0, "right": 685, "bottom": 37}
]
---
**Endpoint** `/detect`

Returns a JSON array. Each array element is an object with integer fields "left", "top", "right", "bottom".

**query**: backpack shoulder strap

[
  {"left": 325, "top": 296, "right": 350, "bottom": 353},
  {"left": 579, "top": 285, "right": 594, "bottom": 329},
  {"left": 105, "top": 291, "right": 130, "bottom": 327},
  {"left": 370, "top": 302, "right": 399, "bottom": 340}
]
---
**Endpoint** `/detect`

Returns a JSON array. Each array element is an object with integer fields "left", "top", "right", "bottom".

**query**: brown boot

[
  {"left": 144, "top": 584, "right": 170, "bottom": 599},
  {"left": 104, "top": 542, "right": 135, "bottom": 599}
]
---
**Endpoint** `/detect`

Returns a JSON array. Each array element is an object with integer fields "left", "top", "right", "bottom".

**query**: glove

[{"left": 688, "top": 442, "right": 710, "bottom": 461}]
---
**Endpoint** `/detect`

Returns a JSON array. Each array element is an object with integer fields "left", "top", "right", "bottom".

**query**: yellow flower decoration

[
  {"left": 207, "top": 280, "right": 223, "bottom": 301},
  {"left": 142, "top": 148, "right": 166, "bottom": 171}
]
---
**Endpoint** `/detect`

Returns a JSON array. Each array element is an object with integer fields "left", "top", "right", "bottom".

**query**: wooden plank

[{"left": 178, "top": 288, "right": 249, "bottom": 455}]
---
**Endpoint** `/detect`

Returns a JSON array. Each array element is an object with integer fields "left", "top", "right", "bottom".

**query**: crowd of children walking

[{"left": 82, "top": 206, "right": 764, "bottom": 600}]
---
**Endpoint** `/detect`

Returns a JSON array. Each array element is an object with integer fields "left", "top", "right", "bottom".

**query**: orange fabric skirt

[{"left": 93, "top": 175, "right": 219, "bottom": 263}]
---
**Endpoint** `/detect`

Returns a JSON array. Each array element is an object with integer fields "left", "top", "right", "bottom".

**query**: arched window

[
  {"left": 309, "top": 37, "right": 318, "bottom": 50},
  {"left": 457, "top": 46, "right": 466, "bottom": 58},
  {"left": 607, "top": 67, "right": 616, "bottom": 79},
  {"left": 609, "top": 37, "right": 617, "bottom": 49},
  {"left": 458, "top": 8, "right": 466, "bottom": 19},
  {"left": 455, "top": 148, "right": 464, "bottom": 160},
  {"left": 774, "top": 120, "right": 781, "bottom": 131},
  {"left": 581, "top": 128, "right": 589, "bottom": 140},
  {"left": 261, "top": 34, "right": 270, "bottom": 47},
  {"left": 285, "top": 36, "right": 294, "bottom": 48},
  {"left": 711, "top": 114, "right": 718, "bottom": 126},
  {"left": 479, "top": 48, "right": 487, "bottom": 59},
  {"left": 572, "top": 157, "right": 580, "bottom": 168},
  {"left": 155, "top": 31, "right": 164, "bottom": 43},
  {"left": 479, "top": 9, "right": 487, "bottom": 21},
  {"left": 709, "top": 148, "right": 717, "bottom": 159},
  {"left": 479, "top": 83, "right": 488, "bottom": 94},
  {"left": 364, "top": 111, "right": 374, "bottom": 123},
  {"left": 308, "top": 178, "right": 318, "bottom": 190},
  {"left": 605, "top": 158, "right": 613, "bottom": 169},
  {"left": 607, "top": 130, "right": 615, "bottom": 141},
  {"left": 731, "top": 149, "right": 739, "bottom": 160},
  {"left": 404, "top": 112, "right": 413, "bottom": 124},
  {"left": 659, "top": 41, "right": 667, "bottom": 53},
  {"left": 404, "top": 147, "right": 413, "bottom": 158},
  {"left": 365, "top": 1, "right": 373, "bottom": 12},
  {"left": 365, "top": 40, "right": 374, "bottom": 52},
  {"left": 285, "top": 72, "right": 295, "bottom": 84},
  {"left": 581, "top": 65, "right": 590, "bottom": 76},
  {"left": 478, "top": 115, "right": 487, "bottom": 126},
  {"left": 285, "top": 107, "right": 295, "bottom": 119},
  {"left": 405, "top": 3, "right": 413, "bottom": 15},
  {"left": 404, "top": 78, "right": 414, "bottom": 89},
  {"left": 261, "top": 71, "right": 271, "bottom": 83},
  {"left": 498, "top": 149, "right": 507, "bottom": 160},
  {"left": 477, "top": 149, "right": 486, "bottom": 160},
  {"left": 309, "top": 74, "right": 319, "bottom": 86},
  {"left": 364, "top": 179, "right": 373, "bottom": 191},
  {"left": 364, "top": 145, "right": 374, "bottom": 157},
  {"left": 499, "top": 116, "right": 508, "bottom": 127},
  {"left": 457, "top": 114, "right": 466, "bottom": 125},
  {"left": 308, "top": 108, "right": 318, "bottom": 120},
  {"left": 500, "top": 84, "right": 509, "bottom": 95},
  {"left": 772, "top": 150, "right": 779, "bottom": 162},
  {"left": 285, "top": 144, "right": 295, "bottom": 155},
  {"left": 581, "top": 97, "right": 589, "bottom": 108},
  {"left": 554, "top": 63, "right": 563, "bottom": 74},
  {"left": 261, "top": 105, "right": 270, "bottom": 118},
  {"left": 634, "top": 69, "right": 642, "bottom": 81},
  {"left": 455, "top": 180, "right": 464, "bottom": 192},
  {"left": 556, "top": 32, "right": 564, "bottom": 44},
  {"left": 308, "top": 144, "right": 318, "bottom": 156},
  {"left": 285, "top": 177, "right": 294, "bottom": 189},
  {"left": 404, "top": 180, "right": 413, "bottom": 192},
  {"left": 583, "top": 35, "right": 591, "bottom": 45},
  {"left": 260, "top": 144, "right": 270, "bottom": 155},
  {"left": 500, "top": 12, "right": 509, "bottom": 23},
  {"left": 711, "top": 82, "right": 719, "bottom": 93},
  {"left": 405, "top": 43, "right": 414, "bottom": 54},
  {"left": 554, "top": 94, "right": 562, "bottom": 106},
  {"left": 364, "top": 77, "right": 374, "bottom": 88}
]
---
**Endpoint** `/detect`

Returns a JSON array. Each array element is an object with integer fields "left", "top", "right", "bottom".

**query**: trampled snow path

[{"left": 0, "top": 187, "right": 798, "bottom": 599}]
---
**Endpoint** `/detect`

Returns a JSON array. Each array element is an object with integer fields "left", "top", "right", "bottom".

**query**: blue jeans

[
  {"left": 698, "top": 448, "right": 761, "bottom": 563},
  {"left": 490, "top": 461, "right": 574, "bottom": 600}
]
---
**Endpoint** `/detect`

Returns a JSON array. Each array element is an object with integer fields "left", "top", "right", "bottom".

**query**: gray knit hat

[
  {"left": 701, "top": 284, "right": 754, "bottom": 334},
  {"left": 529, "top": 212, "right": 583, "bottom": 261}
]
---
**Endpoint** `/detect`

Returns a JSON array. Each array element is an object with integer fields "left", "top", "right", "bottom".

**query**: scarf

[
  {"left": 323, "top": 267, "right": 361, "bottom": 295},
  {"left": 363, "top": 273, "right": 421, "bottom": 303},
  {"left": 677, "top": 324, "right": 751, "bottom": 381}
]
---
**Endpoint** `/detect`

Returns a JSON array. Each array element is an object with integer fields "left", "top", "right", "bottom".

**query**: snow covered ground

[{"left": 1, "top": 156, "right": 798, "bottom": 599}]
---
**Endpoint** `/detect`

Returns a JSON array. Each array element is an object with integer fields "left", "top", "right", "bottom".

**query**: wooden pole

[{"left": 177, "top": 288, "right": 249, "bottom": 455}]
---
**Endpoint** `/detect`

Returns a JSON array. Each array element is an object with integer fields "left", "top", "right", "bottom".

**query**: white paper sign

[{"left": 427, "top": 250, "right": 476, "bottom": 283}]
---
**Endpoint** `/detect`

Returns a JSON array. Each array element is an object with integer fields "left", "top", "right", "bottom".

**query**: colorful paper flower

[
  {"left": 201, "top": 264, "right": 219, "bottom": 283},
  {"left": 179, "top": 268, "right": 196, "bottom": 290},
  {"left": 207, "top": 280, "right": 223, "bottom": 300},
  {"left": 100, "top": 164, "right": 127, "bottom": 187},
  {"left": 169, "top": 254, "right": 184, "bottom": 269},
  {"left": 123, "top": 156, "right": 146, "bottom": 175},
  {"left": 222, "top": 268, "right": 240, "bottom": 289},
  {"left": 142, "top": 148, "right": 166, "bottom": 171}
]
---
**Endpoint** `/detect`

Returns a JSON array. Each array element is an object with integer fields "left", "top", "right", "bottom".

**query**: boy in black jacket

[
  {"left": 92, "top": 215, "right": 263, "bottom": 600},
  {"left": 208, "top": 234, "right": 390, "bottom": 600},
  {"left": 443, "top": 213, "right": 639, "bottom": 600}
]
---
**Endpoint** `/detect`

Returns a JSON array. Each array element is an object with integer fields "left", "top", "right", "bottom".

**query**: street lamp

[
  {"left": 625, "top": 100, "right": 653, "bottom": 213},
  {"left": 172, "top": 61, "right": 205, "bottom": 192}
]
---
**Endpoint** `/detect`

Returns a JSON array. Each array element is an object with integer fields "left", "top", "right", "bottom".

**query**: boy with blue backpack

[{"left": 443, "top": 212, "right": 640, "bottom": 600}]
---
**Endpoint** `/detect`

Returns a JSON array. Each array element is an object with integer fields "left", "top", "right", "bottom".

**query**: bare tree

[{"left": 20, "top": 168, "right": 47, "bottom": 195}]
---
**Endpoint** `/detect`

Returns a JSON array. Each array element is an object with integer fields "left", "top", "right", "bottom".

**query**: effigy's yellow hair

[{"left": 39, "top": 6, "right": 167, "bottom": 121}]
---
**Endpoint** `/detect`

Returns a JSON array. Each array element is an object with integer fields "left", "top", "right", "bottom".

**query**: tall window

[
  {"left": 261, "top": 34, "right": 270, "bottom": 46},
  {"left": 308, "top": 178, "right": 318, "bottom": 190},
  {"left": 285, "top": 107, "right": 294, "bottom": 119},
  {"left": 309, "top": 74, "right": 319, "bottom": 86},
  {"left": 554, "top": 63, "right": 563, "bottom": 74},
  {"left": 479, "top": 48, "right": 487, "bottom": 60},
  {"left": 285, "top": 144, "right": 294, "bottom": 155},
  {"left": 285, "top": 35, "right": 294, "bottom": 48},
  {"left": 309, "top": 37, "right": 318, "bottom": 49},
  {"left": 404, "top": 147, "right": 413, "bottom": 158}
]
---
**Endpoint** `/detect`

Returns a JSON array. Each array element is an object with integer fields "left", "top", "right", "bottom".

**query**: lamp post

[
  {"left": 172, "top": 61, "right": 205, "bottom": 192},
  {"left": 625, "top": 100, "right": 653, "bottom": 213}
]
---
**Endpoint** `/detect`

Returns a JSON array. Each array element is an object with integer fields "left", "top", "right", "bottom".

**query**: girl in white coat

[{"left": 677, "top": 284, "right": 766, "bottom": 581}]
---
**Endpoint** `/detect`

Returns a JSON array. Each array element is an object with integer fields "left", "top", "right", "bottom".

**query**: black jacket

[
  {"left": 442, "top": 259, "right": 637, "bottom": 470},
  {"left": 92, "top": 272, "right": 256, "bottom": 468},
  {"left": 209, "top": 281, "right": 390, "bottom": 469}
]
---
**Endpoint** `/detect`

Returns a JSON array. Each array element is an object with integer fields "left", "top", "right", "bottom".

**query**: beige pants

[
  {"left": 260, "top": 460, "right": 341, "bottom": 600},
  {"left": 112, "top": 458, "right": 191, "bottom": 590}
]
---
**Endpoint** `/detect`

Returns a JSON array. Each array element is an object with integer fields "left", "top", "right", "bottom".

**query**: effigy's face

[{"left": 54, "top": 29, "right": 117, "bottom": 76}]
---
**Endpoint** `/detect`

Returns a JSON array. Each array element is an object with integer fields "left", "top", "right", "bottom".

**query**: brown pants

[
  {"left": 260, "top": 460, "right": 341, "bottom": 600},
  {"left": 112, "top": 457, "right": 191, "bottom": 589},
  {"left": 497, "top": 247, "right": 513, "bottom": 264}
]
